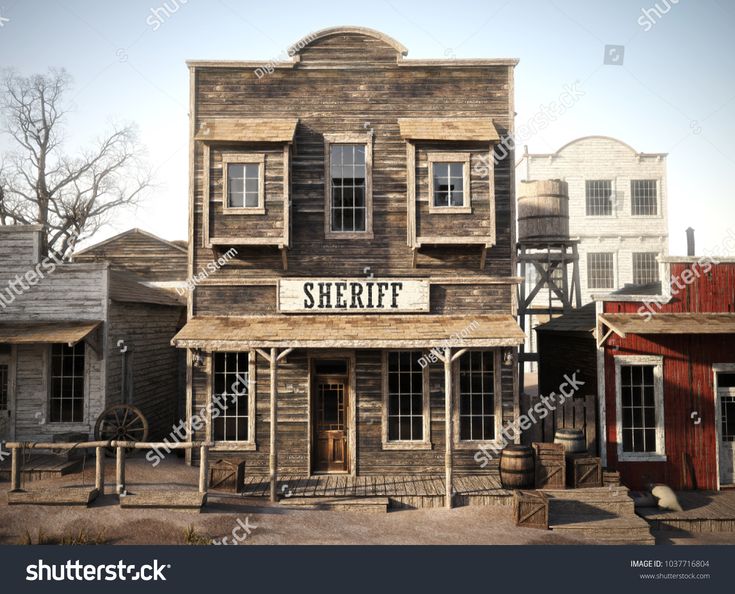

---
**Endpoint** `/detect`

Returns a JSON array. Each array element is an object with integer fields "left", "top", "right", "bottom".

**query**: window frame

[
  {"left": 630, "top": 179, "right": 658, "bottom": 217},
  {"left": 585, "top": 179, "right": 615, "bottom": 217},
  {"left": 454, "top": 349, "right": 503, "bottom": 450},
  {"left": 427, "top": 152, "right": 472, "bottom": 214},
  {"left": 615, "top": 355, "right": 666, "bottom": 462},
  {"left": 47, "top": 342, "right": 88, "bottom": 426},
  {"left": 587, "top": 252, "right": 615, "bottom": 289},
  {"left": 323, "top": 133, "right": 374, "bottom": 239},
  {"left": 222, "top": 153, "right": 266, "bottom": 215},
  {"left": 632, "top": 252, "right": 660, "bottom": 285},
  {"left": 381, "top": 350, "right": 431, "bottom": 450},
  {"left": 209, "top": 350, "right": 257, "bottom": 451}
]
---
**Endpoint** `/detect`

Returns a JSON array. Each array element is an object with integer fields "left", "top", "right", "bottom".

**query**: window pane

[
  {"left": 585, "top": 180, "right": 613, "bottom": 216},
  {"left": 212, "top": 352, "right": 250, "bottom": 442},
  {"left": 386, "top": 351, "right": 425, "bottom": 441},
  {"left": 458, "top": 351, "right": 495, "bottom": 441},
  {"left": 620, "top": 364, "right": 658, "bottom": 453},
  {"left": 433, "top": 161, "right": 465, "bottom": 207},
  {"left": 331, "top": 144, "right": 368, "bottom": 233},
  {"left": 49, "top": 343, "right": 85, "bottom": 423},
  {"left": 633, "top": 253, "right": 659, "bottom": 284},
  {"left": 587, "top": 253, "right": 614, "bottom": 289},
  {"left": 631, "top": 180, "right": 657, "bottom": 216}
]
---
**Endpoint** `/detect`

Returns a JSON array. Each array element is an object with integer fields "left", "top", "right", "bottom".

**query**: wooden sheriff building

[{"left": 173, "top": 26, "right": 524, "bottom": 506}]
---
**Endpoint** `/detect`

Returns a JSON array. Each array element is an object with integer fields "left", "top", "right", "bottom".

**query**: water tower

[{"left": 517, "top": 179, "right": 581, "bottom": 393}]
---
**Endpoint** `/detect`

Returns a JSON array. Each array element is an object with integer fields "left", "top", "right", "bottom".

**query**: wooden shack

[
  {"left": 597, "top": 259, "right": 735, "bottom": 490},
  {"left": 0, "top": 225, "right": 185, "bottom": 444},
  {"left": 173, "top": 26, "right": 524, "bottom": 505}
]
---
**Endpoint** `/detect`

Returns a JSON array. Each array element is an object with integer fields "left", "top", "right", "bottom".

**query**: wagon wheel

[{"left": 94, "top": 404, "right": 149, "bottom": 454}]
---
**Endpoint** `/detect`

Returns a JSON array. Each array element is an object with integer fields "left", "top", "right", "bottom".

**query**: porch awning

[
  {"left": 398, "top": 118, "right": 500, "bottom": 142},
  {"left": 172, "top": 314, "right": 524, "bottom": 349},
  {"left": 0, "top": 321, "right": 102, "bottom": 345},
  {"left": 194, "top": 118, "right": 299, "bottom": 142},
  {"left": 599, "top": 313, "right": 735, "bottom": 339}
]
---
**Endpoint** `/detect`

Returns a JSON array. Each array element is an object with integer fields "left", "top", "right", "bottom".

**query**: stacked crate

[{"left": 532, "top": 442, "right": 566, "bottom": 489}]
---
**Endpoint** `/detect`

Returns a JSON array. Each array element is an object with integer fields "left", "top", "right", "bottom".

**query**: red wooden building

[{"left": 596, "top": 257, "right": 735, "bottom": 490}]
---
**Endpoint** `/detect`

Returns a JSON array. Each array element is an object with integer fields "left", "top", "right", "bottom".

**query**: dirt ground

[{"left": 0, "top": 455, "right": 733, "bottom": 546}]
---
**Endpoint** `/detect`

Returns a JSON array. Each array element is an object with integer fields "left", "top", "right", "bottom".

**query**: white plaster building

[{"left": 519, "top": 136, "right": 669, "bottom": 304}]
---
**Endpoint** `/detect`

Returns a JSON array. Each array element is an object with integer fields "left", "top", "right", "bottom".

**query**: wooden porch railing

[{"left": 4, "top": 441, "right": 212, "bottom": 495}]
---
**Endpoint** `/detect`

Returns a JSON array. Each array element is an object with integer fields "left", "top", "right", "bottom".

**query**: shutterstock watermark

[
  {"left": 474, "top": 371, "right": 586, "bottom": 468},
  {"left": 638, "top": 0, "right": 680, "bottom": 32},
  {"left": 637, "top": 228, "right": 735, "bottom": 322},
  {"left": 474, "top": 82, "right": 585, "bottom": 175},
  {"left": 146, "top": 0, "right": 189, "bottom": 31},
  {"left": 0, "top": 10, "right": 10, "bottom": 28},
  {"left": 177, "top": 247, "right": 237, "bottom": 296},
  {"left": 26, "top": 560, "right": 169, "bottom": 582},
  {"left": 254, "top": 31, "right": 319, "bottom": 79},
  {"left": 212, "top": 516, "right": 258, "bottom": 545}
]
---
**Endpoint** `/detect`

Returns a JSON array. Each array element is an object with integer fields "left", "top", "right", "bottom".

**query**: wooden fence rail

[{"left": 5, "top": 441, "right": 212, "bottom": 496}]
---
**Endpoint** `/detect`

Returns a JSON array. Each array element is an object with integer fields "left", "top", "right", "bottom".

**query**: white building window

[
  {"left": 615, "top": 356, "right": 666, "bottom": 461},
  {"left": 633, "top": 252, "right": 659, "bottom": 284},
  {"left": 587, "top": 252, "right": 614, "bottom": 289},
  {"left": 631, "top": 180, "right": 658, "bottom": 216},
  {"left": 585, "top": 180, "right": 613, "bottom": 216}
]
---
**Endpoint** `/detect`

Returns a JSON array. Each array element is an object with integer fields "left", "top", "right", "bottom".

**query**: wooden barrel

[
  {"left": 554, "top": 428, "right": 586, "bottom": 454},
  {"left": 500, "top": 445, "right": 535, "bottom": 489},
  {"left": 517, "top": 179, "right": 570, "bottom": 242}
]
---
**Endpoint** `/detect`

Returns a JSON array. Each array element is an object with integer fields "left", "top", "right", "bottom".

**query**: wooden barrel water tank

[
  {"left": 553, "top": 428, "right": 586, "bottom": 454},
  {"left": 500, "top": 445, "right": 535, "bottom": 489},
  {"left": 518, "top": 179, "right": 570, "bottom": 242}
]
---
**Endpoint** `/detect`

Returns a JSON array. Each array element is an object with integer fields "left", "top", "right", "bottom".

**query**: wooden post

[
  {"left": 95, "top": 446, "right": 105, "bottom": 494},
  {"left": 269, "top": 347, "right": 278, "bottom": 503},
  {"left": 10, "top": 447, "right": 21, "bottom": 491},
  {"left": 116, "top": 446, "right": 125, "bottom": 495},
  {"left": 199, "top": 444, "right": 209, "bottom": 494},
  {"left": 444, "top": 347, "right": 453, "bottom": 509}
]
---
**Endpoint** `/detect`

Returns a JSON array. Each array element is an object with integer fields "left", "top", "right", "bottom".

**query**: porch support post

[
  {"left": 116, "top": 446, "right": 125, "bottom": 495},
  {"left": 269, "top": 346, "right": 278, "bottom": 503},
  {"left": 444, "top": 347, "right": 453, "bottom": 509},
  {"left": 95, "top": 446, "right": 105, "bottom": 494},
  {"left": 10, "top": 447, "right": 21, "bottom": 491},
  {"left": 199, "top": 444, "right": 209, "bottom": 494}
]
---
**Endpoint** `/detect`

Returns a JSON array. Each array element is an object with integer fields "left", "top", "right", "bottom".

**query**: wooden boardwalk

[
  {"left": 636, "top": 490, "right": 735, "bottom": 532},
  {"left": 236, "top": 474, "right": 512, "bottom": 508}
]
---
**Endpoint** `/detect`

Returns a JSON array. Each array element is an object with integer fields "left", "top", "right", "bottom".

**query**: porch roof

[
  {"left": 599, "top": 313, "right": 735, "bottom": 338},
  {"left": 172, "top": 314, "right": 524, "bottom": 349},
  {"left": 0, "top": 320, "right": 102, "bottom": 345}
]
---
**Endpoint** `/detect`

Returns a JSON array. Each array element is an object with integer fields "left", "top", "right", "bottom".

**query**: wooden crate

[
  {"left": 566, "top": 454, "right": 602, "bottom": 488},
  {"left": 209, "top": 459, "right": 246, "bottom": 493},
  {"left": 533, "top": 442, "right": 565, "bottom": 489},
  {"left": 512, "top": 490, "right": 549, "bottom": 529}
]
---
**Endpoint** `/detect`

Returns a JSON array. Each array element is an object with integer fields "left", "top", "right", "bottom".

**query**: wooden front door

[
  {"left": 716, "top": 370, "right": 735, "bottom": 485},
  {"left": 313, "top": 372, "right": 349, "bottom": 473}
]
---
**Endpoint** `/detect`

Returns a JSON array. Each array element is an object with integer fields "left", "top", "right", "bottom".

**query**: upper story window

[
  {"left": 324, "top": 134, "right": 373, "bottom": 239},
  {"left": 49, "top": 342, "right": 85, "bottom": 423},
  {"left": 428, "top": 152, "right": 471, "bottom": 214},
  {"left": 585, "top": 180, "right": 613, "bottom": 216},
  {"left": 587, "top": 252, "right": 615, "bottom": 289},
  {"left": 633, "top": 252, "right": 659, "bottom": 284},
  {"left": 222, "top": 153, "right": 265, "bottom": 215},
  {"left": 631, "top": 180, "right": 658, "bottom": 216}
]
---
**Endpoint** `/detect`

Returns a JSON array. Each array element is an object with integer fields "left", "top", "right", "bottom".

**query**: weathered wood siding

[
  {"left": 105, "top": 301, "right": 185, "bottom": 440},
  {"left": 0, "top": 227, "right": 41, "bottom": 268},
  {"left": 74, "top": 230, "right": 187, "bottom": 282}
]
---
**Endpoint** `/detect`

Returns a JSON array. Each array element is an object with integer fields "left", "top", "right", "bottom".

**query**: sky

[{"left": 0, "top": 0, "right": 733, "bottom": 255}]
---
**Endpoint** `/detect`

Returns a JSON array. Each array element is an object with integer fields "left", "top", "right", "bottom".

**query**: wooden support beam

[
  {"left": 10, "top": 447, "right": 21, "bottom": 491},
  {"left": 280, "top": 247, "right": 288, "bottom": 271},
  {"left": 444, "top": 347, "right": 453, "bottom": 509},
  {"left": 451, "top": 348, "right": 468, "bottom": 362},
  {"left": 269, "top": 346, "right": 278, "bottom": 503},
  {"left": 480, "top": 245, "right": 487, "bottom": 270},
  {"left": 199, "top": 445, "right": 209, "bottom": 494},
  {"left": 116, "top": 446, "right": 125, "bottom": 495},
  {"left": 95, "top": 447, "right": 105, "bottom": 494},
  {"left": 277, "top": 347, "right": 294, "bottom": 362}
]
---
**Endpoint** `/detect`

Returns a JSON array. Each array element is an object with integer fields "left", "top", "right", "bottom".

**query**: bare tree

[{"left": 0, "top": 68, "right": 151, "bottom": 259}]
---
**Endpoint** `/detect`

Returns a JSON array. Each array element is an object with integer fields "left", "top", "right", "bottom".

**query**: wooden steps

[
  {"left": 280, "top": 496, "right": 389, "bottom": 512},
  {"left": 545, "top": 486, "right": 654, "bottom": 544},
  {"left": 7, "top": 487, "right": 99, "bottom": 506},
  {"left": 119, "top": 491, "right": 206, "bottom": 511}
]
